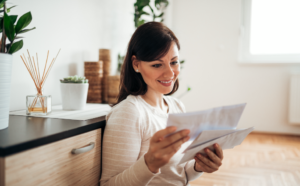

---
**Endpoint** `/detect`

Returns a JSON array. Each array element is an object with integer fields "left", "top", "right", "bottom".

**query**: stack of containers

[
  {"left": 84, "top": 61, "right": 103, "bottom": 103},
  {"left": 99, "top": 49, "right": 111, "bottom": 103},
  {"left": 107, "top": 75, "right": 120, "bottom": 104}
]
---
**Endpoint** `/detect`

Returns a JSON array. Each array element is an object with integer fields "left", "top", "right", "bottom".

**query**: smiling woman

[
  {"left": 115, "top": 21, "right": 181, "bottom": 105},
  {"left": 100, "top": 22, "right": 223, "bottom": 186}
]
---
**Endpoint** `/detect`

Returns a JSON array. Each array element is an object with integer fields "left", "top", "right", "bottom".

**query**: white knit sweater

[{"left": 100, "top": 94, "right": 203, "bottom": 186}]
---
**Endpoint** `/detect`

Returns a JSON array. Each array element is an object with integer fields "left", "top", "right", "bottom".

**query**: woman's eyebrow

[{"left": 155, "top": 56, "right": 178, "bottom": 62}]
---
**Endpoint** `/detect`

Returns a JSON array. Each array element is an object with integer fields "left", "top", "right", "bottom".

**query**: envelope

[
  {"left": 166, "top": 103, "right": 247, "bottom": 141},
  {"left": 179, "top": 127, "right": 254, "bottom": 164},
  {"left": 164, "top": 102, "right": 253, "bottom": 165}
]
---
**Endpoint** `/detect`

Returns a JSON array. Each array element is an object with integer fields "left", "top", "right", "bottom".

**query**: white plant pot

[
  {"left": 0, "top": 53, "right": 13, "bottom": 130},
  {"left": 60, "top": 83, "right": 89, "bottom": 110}
]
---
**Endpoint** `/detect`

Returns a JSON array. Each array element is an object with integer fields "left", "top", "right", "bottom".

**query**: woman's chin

[{"left": 159, "top": 87, "right": 174, "bottom": 95}]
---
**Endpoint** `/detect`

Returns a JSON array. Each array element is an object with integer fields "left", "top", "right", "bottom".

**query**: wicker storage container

[
  {"left": 84, "top": 61, "right": 103, "bottom": 103},
  {"left": 107, "top": 75, "right": 120, "bottom": 104},
  {"left": 99, "top": 49, "right": 111, "bottom": 103}
]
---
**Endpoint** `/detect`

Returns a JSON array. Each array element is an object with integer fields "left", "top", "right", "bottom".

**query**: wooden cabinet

[{"left": 0, "top": 129, "right": 101, "bottom": 186}]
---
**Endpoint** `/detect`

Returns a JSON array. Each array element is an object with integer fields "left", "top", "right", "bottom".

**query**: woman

[{"left": 100, "top": 22, "right": 223, "bottom": 186}]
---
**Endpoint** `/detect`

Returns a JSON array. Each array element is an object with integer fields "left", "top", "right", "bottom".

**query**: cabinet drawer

[{"left": 4, "top": 129, "right": 101, "bottom": 186}]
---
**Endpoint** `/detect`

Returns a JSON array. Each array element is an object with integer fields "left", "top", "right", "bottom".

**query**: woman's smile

[{"left": 157, "top": 79, "right": 173, "bottom": 87}]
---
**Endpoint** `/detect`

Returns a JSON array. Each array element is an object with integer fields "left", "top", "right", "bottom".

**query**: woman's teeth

[{"left": 158, "top": 80, "right": 172, "bottom": 83}]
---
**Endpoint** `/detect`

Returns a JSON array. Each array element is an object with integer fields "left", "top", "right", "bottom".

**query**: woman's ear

[{"left": 131, "top": 55, "right": 140, "bottom": 72}]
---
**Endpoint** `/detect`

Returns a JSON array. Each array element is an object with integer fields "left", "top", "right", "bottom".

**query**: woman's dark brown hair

[{"left": 113, "top": 22, "right": 180, "bottom": 107}]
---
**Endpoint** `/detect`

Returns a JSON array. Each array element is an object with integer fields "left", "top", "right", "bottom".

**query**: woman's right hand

[{"left": 144, "top": 126, "right": 190, "bottom": 173}]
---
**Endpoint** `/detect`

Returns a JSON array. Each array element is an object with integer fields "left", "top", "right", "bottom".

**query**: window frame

[{"left": 238, "top": 0, "right": 300, "bottom": 64}]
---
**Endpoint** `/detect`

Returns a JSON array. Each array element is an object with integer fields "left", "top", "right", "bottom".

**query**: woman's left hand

[{"left": 194, "top": 143, "right": 223, "bottom": 173}]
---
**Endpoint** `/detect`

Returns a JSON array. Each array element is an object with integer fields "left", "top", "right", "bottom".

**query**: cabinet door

[{"left": 5, "top": 129, "right": 101, "bottom": 186}]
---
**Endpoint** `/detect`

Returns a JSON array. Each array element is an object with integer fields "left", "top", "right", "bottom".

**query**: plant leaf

[
  {"left": 155, "top": 0, "right": 169, "bottom": 10},
  {"left": 4, "top": 12, "right": 15, "bottom": 42},
  {"left": 157, "top": 12, "right": 164, "bottom": 17},
  {"left": 18, "top": 27, "right": 35, "bottom": 34},
  {"left": 15, "top": 36, "right": 24, "bottom": 39},
  {"left": 9, "top": 15, "right": 17, "bottom": 24},
  {"left": 8, "top": 39, "right": 23, "bottom": 54},
  {"left": 15, "top": 12, "right": 32, "bottom": 33},
  {"left": 7, "top": 5, "right": 16, "bottom": 13},
  {"left": 5, "top": 43, "right": 10, "bottom": 51},
  {"left": 0, "top": 0, "right": 6, "bottom": 8},
  {"left": 137, "top": 19, "right": 145, "bottom": 27}
]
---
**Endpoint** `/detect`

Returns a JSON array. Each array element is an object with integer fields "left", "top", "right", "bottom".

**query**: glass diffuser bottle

[
  {"left": 26, "top": 89, "right": 52, "bottom": 115},
  {"left": 21, "top": 50, "right": 60, "bottom": 116}
]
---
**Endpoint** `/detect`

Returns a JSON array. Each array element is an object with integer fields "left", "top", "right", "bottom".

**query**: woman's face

[{"left": 133, "top": 42, "right": 180, "bottom": 95}]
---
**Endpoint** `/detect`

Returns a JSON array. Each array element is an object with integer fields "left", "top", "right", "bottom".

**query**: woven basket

[{"left": 84, "top": 61, "right": 103, "bottom": 103}]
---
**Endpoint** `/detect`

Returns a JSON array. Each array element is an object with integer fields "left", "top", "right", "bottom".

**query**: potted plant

[
  {"left": 0, "top": 0, "right": 35, "bottom": 130},
  {"left": 60, "top": 75, "right": 89, "bottom": 110}
]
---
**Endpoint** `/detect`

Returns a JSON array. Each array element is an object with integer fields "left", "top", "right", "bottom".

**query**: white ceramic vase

[
  {"left": 60, "top": 83, "right": 89, "bottom": 110},
  {"left": 0, "top": 53, "right": 13, "bottom": 130}
]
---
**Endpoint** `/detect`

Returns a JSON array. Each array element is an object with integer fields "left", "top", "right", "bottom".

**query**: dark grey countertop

[{"left": 0, "top": 115, "right": 106, "bottom": 157}]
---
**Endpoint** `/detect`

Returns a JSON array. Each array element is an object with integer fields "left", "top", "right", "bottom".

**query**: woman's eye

[
  {"left": 152, "top": 64, "right": 161, "bottom": 68},
  {"left": 171, "top": 61, "right": 178, "bottom": 65}
]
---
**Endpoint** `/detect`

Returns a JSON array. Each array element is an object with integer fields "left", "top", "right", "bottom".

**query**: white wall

[
  {"left": 170, "top": 0, "right": 300, "bottom": 135},
  {"left": 9, "top": 0, "right": 135, "bottom": 110},
  {"left": 8, "top": 0, "right": 300, "bottom": 135}
]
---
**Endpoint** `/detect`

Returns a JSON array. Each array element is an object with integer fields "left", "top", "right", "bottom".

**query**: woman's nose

[{"left": 164, "top": 65, "right": 174, "bottom": 78}]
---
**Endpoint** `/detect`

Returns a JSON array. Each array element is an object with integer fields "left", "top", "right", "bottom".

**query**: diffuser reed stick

[{"left": 20, "top": 49, "right": 61, "bottom": 113}]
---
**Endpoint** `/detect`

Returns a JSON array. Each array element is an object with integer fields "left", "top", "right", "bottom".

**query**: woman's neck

[{"left": 141, "top": 89, "right": 168, "bottom": 113}]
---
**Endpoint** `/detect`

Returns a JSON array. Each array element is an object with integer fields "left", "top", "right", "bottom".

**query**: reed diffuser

[{"left": 20, "top": 49, "right": 60, "bottom": 115}]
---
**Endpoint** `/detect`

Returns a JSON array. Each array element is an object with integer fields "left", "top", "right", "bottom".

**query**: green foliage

[
  {"left": 180, "top": 60, "right": 185, "bottom": 69},
  {"left": 155, "top": 0, "right": 168, "bottom": 10},
  {"left": 60, "top": 75, "right": 89, "bottom": 83},
  {"left": 3, "top": 12, "right": 14, "bottom": 41},
  {"left": 117, "top": 53, "right": 125, "bottom": 73},
  {"left": 15, "top": 12, "right": 32, "bottom": 33},
  {"left": 134, "top": 0, "right": 169, "bottom": 28},
  {"left": 8, "top": 39, "right": 22, "bottom": 54},
  {"left": 0, "top": 1, "right": 35, "bottom": 54}
]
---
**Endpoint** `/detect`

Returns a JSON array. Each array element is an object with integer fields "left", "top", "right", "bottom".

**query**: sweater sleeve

[
  {"left": 100, "top": 101, "right": 161, "bottom": 186},
  {"left": 184, "top": 159, "right": 204, "bottom": 182}
]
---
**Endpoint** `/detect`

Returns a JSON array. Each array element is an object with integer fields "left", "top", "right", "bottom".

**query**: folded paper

[{"left": 165, "top": 103, "right": 254, "bottom": 165}]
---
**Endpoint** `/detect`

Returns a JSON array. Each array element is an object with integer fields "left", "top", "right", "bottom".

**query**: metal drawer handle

[{"left": 71, "top": 142, "right": 95, "bottom": 154}]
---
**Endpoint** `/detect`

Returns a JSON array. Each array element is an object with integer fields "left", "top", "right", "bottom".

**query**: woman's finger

[
  {"left": 214, "top": 143, "right": 223, "bottom": 160},
  {"left": 205, "top": 148, "right": 222, "bottom": 166},
  {"left": 197, "top": 153, "right": 219, "bottom": 170},
  {"left": 158, "top": 129, "right": 190, "bottom": 148},
  {"left": 161, "top": 135, "right": 190, "bottom": 156},
  {"left": 194, "top": 156, "right": 215, "bottom": 173},
  {"left": 152, "top": 126, "right": 177, "bottom": 143}
]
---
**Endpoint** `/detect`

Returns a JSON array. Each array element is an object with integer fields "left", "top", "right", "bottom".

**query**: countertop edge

[{"left": 0, "top": 120, "right": 106, "bottom": 157}]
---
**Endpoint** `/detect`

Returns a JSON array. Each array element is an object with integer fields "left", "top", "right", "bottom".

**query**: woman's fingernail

[{"left": 198, "top": 154, "right": 201, "bottom": 158}]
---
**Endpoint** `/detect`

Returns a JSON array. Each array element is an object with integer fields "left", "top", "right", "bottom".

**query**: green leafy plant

[
  {"left": 117, "top": 53, "right": 125, "bottom": 73},
  {"left": 0, "top": 0, "right": 36, "bottom": 54},
  {"left": 60, "top": 75, "right": 89, "bottom": 83},
  {"left": 134, "top": 0, "right": 169, "bottom": 28}
]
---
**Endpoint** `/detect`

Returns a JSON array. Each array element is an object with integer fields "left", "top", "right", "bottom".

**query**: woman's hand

[
  {"left": 144, "top": 126, "right": 190, "bottom": 173},
  {"left": 194, "top": 143, "right": 223, "bottom": 173}
]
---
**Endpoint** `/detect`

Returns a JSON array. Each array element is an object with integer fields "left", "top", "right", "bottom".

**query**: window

[{"left": 239, "top": 0, "right": 300, "bottom": 63}]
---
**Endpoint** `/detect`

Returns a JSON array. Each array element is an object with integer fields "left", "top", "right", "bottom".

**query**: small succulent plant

[{"left": 60, "top": 75, "right": 88, "bottom": 83}]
